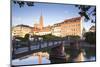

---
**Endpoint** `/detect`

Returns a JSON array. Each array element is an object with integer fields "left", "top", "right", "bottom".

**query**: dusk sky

[{"left": 12, "top": 1, "right": 95, "bottom": 31}]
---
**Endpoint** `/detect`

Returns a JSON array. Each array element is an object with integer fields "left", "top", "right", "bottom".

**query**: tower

[
  {"left": 39, "top": 14, "right": 44, "bottom": 30},
  {"left": 33, "top": 13, "right": 44, "bottom": 34}
]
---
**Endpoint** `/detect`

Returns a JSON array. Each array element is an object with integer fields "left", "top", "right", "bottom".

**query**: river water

[
  {"left": 12, "top": 52, "right": 96, "bottom": 66},
  {"left": 12, "top": 55, "right": 50, "bottom": 65}
]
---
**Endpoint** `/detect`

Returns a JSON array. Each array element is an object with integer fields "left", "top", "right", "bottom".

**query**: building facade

[
  {"left": 35, "top": 26, "right": 52, "bottom": 36},
  {"left": 52, "top": 23, "right": 62, "bottom": 37},
  {"left": 12, "top": 16, "right": 83, "bottom": 37},
  {"left": 52, "top": 17, "right": 83, "bottom": 37},
  {"left": 33, "top": 14, "right": 44, "bottom": 34},
  {"left": 33, "top": 14, "right": 51, "bottom": 36},
  {"left": 12, "top": 24, "right": 33, "bottom": 37}
]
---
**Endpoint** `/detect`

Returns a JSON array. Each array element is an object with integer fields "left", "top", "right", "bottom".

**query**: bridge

[{"left": 12, "top": 39, "right": 95, "bottom": 63}]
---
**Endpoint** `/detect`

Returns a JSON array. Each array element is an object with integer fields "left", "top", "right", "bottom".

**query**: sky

[{"left": 12, "top": 1, "right": 95, "bottom": 31}]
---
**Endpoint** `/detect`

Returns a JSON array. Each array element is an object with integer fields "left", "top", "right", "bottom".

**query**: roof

[
  {"left": 64, "top": 17, "right": 81, "bottom": 22},
  {"left": 63, "top": 16, "right": 81, "bottom": 23},
  {"left": 54, "top": 16, "right": 81, "bottom": 26},
  {"left": 15, "top": 24, "right": 33, "bottom": 29}
]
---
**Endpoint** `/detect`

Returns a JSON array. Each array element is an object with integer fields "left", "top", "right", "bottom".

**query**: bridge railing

[
  {"left": 12, "top": 39, "right": 95, "bottom": 59},
  {"left": 12, "top": 39, "right": 71, "bottom": 55}
]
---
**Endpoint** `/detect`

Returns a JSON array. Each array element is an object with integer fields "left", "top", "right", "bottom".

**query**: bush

[
  {"left": 65, "top": 35, "right": 80, "bottom": 40},
  {"left": 14, "top": 34, "right": 30, "bottom": 42},
  {"left": 14, "top": 36, "right": 23, "bottom": 40},
  {"left": 42, "top": 34, "right": 62, "bottom": 41},
  {"left": 84, "top": 32, "right": 96, "bottom": 44},
  {"left": 24, "top": 33, "right": 30, "bottom": 40}
]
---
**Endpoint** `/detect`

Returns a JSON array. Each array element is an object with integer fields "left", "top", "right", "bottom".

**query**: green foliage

[
  {"left": 14, "top": 34, "right": 30, "bottom": 42},
  {"left": 65, "top": 35, "right": 80, "bottom": 40},
  {"left": 13, "top": 0, "right": 34, "bottom": 8},
  {"left": 84, "top": 32, "right": 96, "bottom": 44},
  {"left": 14, "top": 36, "right": 23, "bottom": 40},
  {"left": 13, "top": 0, "right": 96, "bottom": 23},
  {"left": 75, "top": 5, "right": 96, "bottom": 23},
  {"left": 24, "top": 33, "right": 30, "bottom": 41},
  {"left": 42, "top": 34, "right": 62, "bottom": 41}
]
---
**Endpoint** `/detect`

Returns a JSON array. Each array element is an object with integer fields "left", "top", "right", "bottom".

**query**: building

[
  {"left": 35, "top": 26, "right": 52, "bottom": 36},
  {"left": 12, "top": 16, "right": 83, "bottom": 37},
  {"left": 33, "top": 14, "right": 51, "bottom": 36},
  {"left": 39, "top": 14, "right": 44, "bottom": 30},
  {"left": 52, "top": 23, "right": 62, "bottom": 37},
  {"left": 34, "top": 16, "right": 84, "bottom": 37},
  {"left": 89, "top": 26, "right": 96, "bottom": 32},
  {"left": 52, "top": 17, "right": 84, "bottom": 37},
  {"left": 12, "top": 24, "right": 33, "bottom": 37},
  {"left": 33, "top": 14, "right": 44, "bottom": 34}
]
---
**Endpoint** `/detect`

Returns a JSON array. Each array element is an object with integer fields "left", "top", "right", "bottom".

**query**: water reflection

[
  {"left": 12, "top": 50, "right": 96, "bottom": 66},
  {"left": 85, "top": 56, "right": 96, "bottom": 61},
  {"left": 12, "top": 55, "right": 50, "bottom": 65}
]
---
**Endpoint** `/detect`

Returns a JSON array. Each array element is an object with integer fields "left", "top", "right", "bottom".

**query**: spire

[{"left": 39, "top": 12, "right": 44, "bottom": 30}]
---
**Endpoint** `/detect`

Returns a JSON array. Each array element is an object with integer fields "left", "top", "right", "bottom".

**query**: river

[{"left": 12, "top": 51, "right": 96, "bottom": 66}]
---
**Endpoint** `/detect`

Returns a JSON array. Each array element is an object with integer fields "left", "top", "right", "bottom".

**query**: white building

[
  {"left": 52, "top": 24, "right": 62, "bottom": 37},
  {"left": 12, "top": 24, "right": 33, "bottom": 37},
  {"left": 51, "top": 17, "right": 84, "bottom": 37}
]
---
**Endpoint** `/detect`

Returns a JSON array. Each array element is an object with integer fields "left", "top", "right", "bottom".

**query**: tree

[
  {"left": 42, "top": 34, "right": 61, "bottom": 41},
  {"left": 24, "top": 33, "right": 31, "bottom": 51},
  {"left": 65, "top": 35, "right": 80, "bottom": 41},
  {"left": 13, "top": 0, "right": 34, "bottom": 8},
  {"left": 24, "top": 33, "right": 30, "bottom": 40},
  {"left": 84, "top": 32, "right": 96, "bottom": 44},
  {"left": 75, "top": 5, "right": 96, "bottom": 23},
  {"left": 13, "top": 1, "right": 96, "bottom": 23}
]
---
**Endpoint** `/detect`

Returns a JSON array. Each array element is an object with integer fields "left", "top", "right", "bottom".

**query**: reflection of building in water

[
  {"left": 52, "top": 17, "right": 84, "bottom": 37},
  {"left": 73, "top": 50, "right": 85, "bottom": 62},
  {"left": 67, "top": 49, "right": 85, "bottom": 62},
  {"left": 32, "top": 52, "right": 49, "bottom": 64},
  {"left": 33, "top": 52, "right": 49, "bottom": 59},
  {"left": 12, "top": 24, "right": 33, "bottom": 37}
]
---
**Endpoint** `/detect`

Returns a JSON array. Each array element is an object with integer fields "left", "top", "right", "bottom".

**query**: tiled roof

[
  {"left": 15, "top": 24, "right": 33, "bottom": 28},
  {"left": 63, "top": 16, "right": 81, "bottom": 23},
  {"left": 54, "top": 16, "right": 81, "bottom": 25}
]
